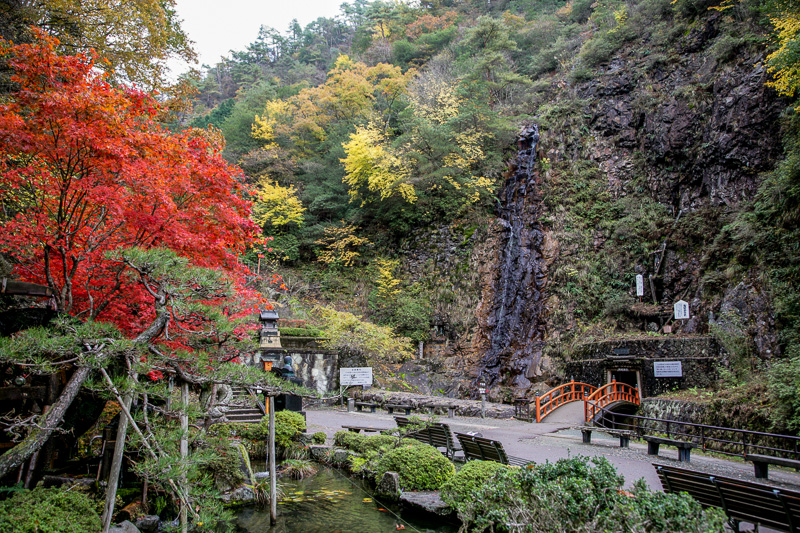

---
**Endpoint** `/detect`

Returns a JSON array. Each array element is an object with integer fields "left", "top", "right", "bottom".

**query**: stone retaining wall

[{"left": 355, "top": 390, "right": 517, "bottom": 419}]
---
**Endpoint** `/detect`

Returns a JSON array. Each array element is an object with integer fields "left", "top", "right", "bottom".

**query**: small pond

[{"left": 233, "top": 467, "right": 459, "bottom": 533}]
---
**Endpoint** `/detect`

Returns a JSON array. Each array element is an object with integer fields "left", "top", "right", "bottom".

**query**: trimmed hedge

[
  {"left": 374, "top": 444, "right": 455, "bottom": 491},
  {"left": 440, "top": 460, "right": 509, "bottom": 508}
]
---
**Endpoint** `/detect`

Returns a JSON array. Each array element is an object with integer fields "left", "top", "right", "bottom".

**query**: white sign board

[
  {"left": 340, "top": 367, "right": 373, "bottom": 387},
  {"left": 654, "top": 361, "right": 683, "bottom": 378},
  {"left": 674, "top": 300, "right": 690, "bottom": 320},
  {"left": 636, "top": 274, "right": 644, "bottom": 297}
]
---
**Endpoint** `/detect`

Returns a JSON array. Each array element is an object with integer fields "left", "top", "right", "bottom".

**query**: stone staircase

[{"left": 222, "top": 386, "right": 265, "bottom": 424}]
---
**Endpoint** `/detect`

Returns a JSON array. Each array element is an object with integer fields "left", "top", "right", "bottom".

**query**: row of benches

[
  {"left": 578, "top": 425, "right": 800, "bottom": 480},
  {"left": 578, "top": 426, "right": 696, "bottom": 462},
  {"left": 344, "top": 416, "right": 530, "bottom": 466},
  {"left": 346, "top": 417, "right": 799, "bottom": 481},
  {"left": 353, "top": 401, "right": 417, "bottom": 415},
  {"left": 342, "top": 420, "right": 800, "bottom": 529},
  {"left": 656, "top": 463, "right": 800, "bottom": 532}
]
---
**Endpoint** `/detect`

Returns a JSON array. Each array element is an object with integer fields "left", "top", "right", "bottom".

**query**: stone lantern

[{"left": 259, "top": 309, "right": 281, "bottom": 350}]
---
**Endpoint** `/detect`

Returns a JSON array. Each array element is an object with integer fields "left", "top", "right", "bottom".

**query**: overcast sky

[{"left": 171, "top": 0, "right": 347, "bottom": 75}]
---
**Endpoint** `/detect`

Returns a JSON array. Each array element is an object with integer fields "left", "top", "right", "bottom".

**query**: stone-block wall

[{"left": 563, "top": 336, "right": 724, "bottom": 397}]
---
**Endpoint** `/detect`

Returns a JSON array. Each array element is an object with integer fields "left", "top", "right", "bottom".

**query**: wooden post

[
  {"left": 180, "top": 382, "right": 189, "bottom": 533},
  {"left": 101, "top": 392, "right": 133, "bottom": 532},
  {"left": 269, "top": 396, "right": 277, "bottom": 525}
]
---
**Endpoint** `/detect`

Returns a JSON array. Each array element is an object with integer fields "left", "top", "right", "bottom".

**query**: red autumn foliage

[{"left": 0, "top": 34, "right": 261, "bottom": 339}]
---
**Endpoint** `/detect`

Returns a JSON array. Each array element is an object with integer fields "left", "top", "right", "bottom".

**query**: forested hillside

[{"left": 178, "top": 0, "right": 800, "bottom": 430}]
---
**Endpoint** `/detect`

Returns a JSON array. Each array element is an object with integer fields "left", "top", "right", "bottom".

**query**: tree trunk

[
  {"left": 180, "top": 381, "right": 188, "bottom": 533},
  {"left": 269, "top": 396, "right": 276, "bottom": 525},
  {"left": 101, "top": 391, "right": 133, "bottom": 532},
  {"left": 0, "top": 365, "right": 91, "bottom": 479}
]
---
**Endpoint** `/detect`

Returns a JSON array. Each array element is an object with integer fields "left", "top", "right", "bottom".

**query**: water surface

[{"left": 234, "top": 467, "right": 458, "bottom": 533}]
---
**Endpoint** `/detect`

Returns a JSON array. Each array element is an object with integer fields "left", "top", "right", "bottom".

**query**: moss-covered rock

[{"left": 0, "top": 487, "right": 101, "bottom": 533}]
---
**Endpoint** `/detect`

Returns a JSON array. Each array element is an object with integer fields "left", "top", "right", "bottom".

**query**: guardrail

[
  {"left": 594, "top": 406, "right": 800, "bottom": 460},
  {"left": 584, "top": 381, "right": 639, "bottom": 423},
  {"left": 535, "top": 380, "right": 597, "bottom": 423}
]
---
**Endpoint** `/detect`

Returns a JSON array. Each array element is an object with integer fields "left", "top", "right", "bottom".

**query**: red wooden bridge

[
  {"left": 532, "top": 380, "right": 639, "bottom": 423},
  {"left": 583, "top": 381, "right": 640, "bottom": 424}
]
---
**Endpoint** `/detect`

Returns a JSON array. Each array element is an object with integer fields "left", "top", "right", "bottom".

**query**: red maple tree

[{"left": 0, "top": 34, "right": 263, "bottom": 338}]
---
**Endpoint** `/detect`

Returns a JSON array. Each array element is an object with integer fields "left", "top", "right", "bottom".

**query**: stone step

[
  {"left": 226, "top": 416, "right": 263, "bottom": 423},
  {"left": 227, "top": 410, "right": 263, "bottom": 417}
]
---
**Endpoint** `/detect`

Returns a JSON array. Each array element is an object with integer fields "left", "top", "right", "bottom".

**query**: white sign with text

[
  {"left": 654, "top": 361, "right": 683, "bottom": 378},
  {"left": 340, "top": 367, "right": 373, "bottom": 387},
  {"left": 674, "top": 300, "right": 690, "bottom": 320},
  {"left": 636, "top": 274, "right": 644, "bottom": 297}
]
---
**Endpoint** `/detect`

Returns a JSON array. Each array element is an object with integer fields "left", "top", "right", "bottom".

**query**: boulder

[
  {"left": 109, "top": 520, "right": 140, "bottom": 533},
  {"left": 220, "top": 485, "right": 255, "bottom": 505},
  {"left": 133, "top": 515, "right": 159, "bottom": 533},
  {"left": 375, "top": 471, "right": 401, "bottom": 500}
]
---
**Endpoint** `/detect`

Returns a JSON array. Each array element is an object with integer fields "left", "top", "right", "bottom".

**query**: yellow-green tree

[
  {"left": 312, "top": 305, "right": 413, "bottom": 363},
  {"left": 341, "top": 124, "right": 417, "bottom": 205},
  {"left": 253, "top": 56, "right": 415, "bottom": 158},
  {"left": 373, "top": 257, "right": 402, "bottom": 300},
  {"left": 314, "top": 222, "right": 371, "bottom": 267},
  {"left": 15, "top": 0, "right": 195, "bottom": 89},
  {"left": 251, "top": 178, "right": 305, "bottom": 229},
  {"left": 767, "top": 13, "right": 800, "bottom": 109}
]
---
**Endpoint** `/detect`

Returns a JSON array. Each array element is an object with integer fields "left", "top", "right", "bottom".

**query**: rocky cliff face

[
  {"left": 457, "top": 11, "right": 787, "bottom": 397},
  {"left": 472, "top": 125, "right": 549, "bottom": 390}
]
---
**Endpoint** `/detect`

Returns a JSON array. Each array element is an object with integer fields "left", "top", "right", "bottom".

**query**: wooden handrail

[
  {"left": 534, "top": 380, "right": 597, "bottom": 423},
  {"left": 584, "top": 380, "right": 640, "bottom": 423}
]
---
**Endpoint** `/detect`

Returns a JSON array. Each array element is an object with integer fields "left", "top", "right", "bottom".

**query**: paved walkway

[{"left": 305, "top": 403, "right": 800, "bottom": 492}]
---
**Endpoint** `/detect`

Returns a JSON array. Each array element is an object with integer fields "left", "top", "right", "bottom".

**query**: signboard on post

[
  {"left": 674, "top": 300, "right": 690, "bottom": 320},
  {"left": 654, "top": 361, "right": 683, "bottom": 377},
  {"left": 340, "top": 367, "right": 373, "bottom": 387},
  {"left": 636, "top": 274, "right": 644, "bottom": 297}
]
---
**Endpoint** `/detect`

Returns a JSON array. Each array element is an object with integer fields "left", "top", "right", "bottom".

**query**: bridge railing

[
  {"left": 584, "top": 380, "right": 640, "bottom": 424},
  {"left": 535, "top": 380, "right": 597, "bottom": 423},
  {"left": 594, "top": 405, "right": 800, "bottom": 460}
]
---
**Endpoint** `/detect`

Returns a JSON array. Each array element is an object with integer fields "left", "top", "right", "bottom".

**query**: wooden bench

[
  {"left": 745, "top": 454, "right": 800, "bottom": 480},
  {"left": 354, "top": 401, "right": 378, "bottom": 413},
  {"left": 394, "top": 416, "right": 461, "bottom": 459},
  {"left": 654, "top": 463, "right": 800, "bottom": 532},
  {"left": 454, "top": 432, "right": 530, "bottom": 467},
  {"left": 385, "top": 403, "right": 415, "bottom": 415},
  {"left": 644, "top": 435, "right": 695, "bottom": 462},
  {"left": 576, "top": 426, "right": 637, "bottom": 447},
  {"left": 341, "top": 425, "right": 388, "bottom": 433}
]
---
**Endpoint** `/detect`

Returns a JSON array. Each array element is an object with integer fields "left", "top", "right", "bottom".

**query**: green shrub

[
  {"left": 374, "top": 444, "right": 455, "bottom": 491},
  {"left": 199, "top": 435, "right": 248, "bottom": 489},
  {"left": 334, "top": 430, "right": 366, "bottom": 450},
  {"left": 283, "top": 442, "right": 310, "bottom": 460},
  {"left": 0, "top": 487, "right": 101, "bottom": 533},
  {"left": 275, "top": 411, "right": 306, "bottom": 448},
  {"left": 440, "top": 460, "right": 509, "bottom": 509},
  {"left": 453, "top": 456, "right": 725, "bottom": 532},
  {"left": 281, "top": 459, "right": 318, "bottom": 479},
  {"left": 312, "top": 431, "right": 327, "bottom": 444},
  {"left": 279, "top": 326, "right": 324, "bottom": 337},
  {"left": 358, "top": 435, "right": 423, "bottom": 453},
  {"left": 208, "top": 411, "right": 305, "bottom": 453},
  {"left": 597, "top": 479, "right": 726, "bottom": 532}
]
